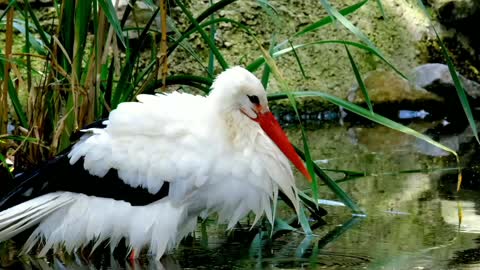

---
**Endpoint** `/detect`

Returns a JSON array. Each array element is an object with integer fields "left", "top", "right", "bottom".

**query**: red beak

[{"left": 257, "top": 111, "right": 312, "bottom": 182}]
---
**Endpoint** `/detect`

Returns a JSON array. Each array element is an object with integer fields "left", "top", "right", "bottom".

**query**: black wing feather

[{"left": 0, "top": 120, "right": 169, "bottom": 211}]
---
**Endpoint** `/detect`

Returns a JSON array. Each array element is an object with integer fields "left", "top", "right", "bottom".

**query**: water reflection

[
  {"left": 2, "top": 121, "right": 480, "bottom": 269},
  {"left": 7, "top": 255, "right": 181, "bottom": 270}
]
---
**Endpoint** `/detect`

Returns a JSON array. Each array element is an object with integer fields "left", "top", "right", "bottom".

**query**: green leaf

[
  {"left": 292, "top": 0, "right": 368, "bottom": 38},
  {"left": 298, "top": 205, "right": 312, "bottom": 235},
  {"left": 249, "top": 230, "right": 265, "bottom": 258},
  {"left": 270, "top": 91, "right": 459, "bottom": 158},
  {"left": 345, "top": 44, "right": 373, "bottom": 113},
  {"left": 261, "top": 34, "right": 276, "bottom": 88},
  {"left": 416, "top": 0, "right": 479, "bottom": 144},
  {"left": 0, "top": 135, "right": 38, "bottom": 142},
  {"left": 295, "top": 145, "right": 363, "bottom": 214},
  {"left": 130, "top": 59, "right": 158, "bottom": 98},
  {"left": 288, "top": 39, "right": 307, "bottom": 79},
  {"left": 111, "top": 7, "right": 160, "bottom": 107},
  {"left": 73, "top": 0, "right": 93, "bottom": 79},
  {"left": 208, "top": 0, "right": 216, "bottom": 76},
  {"left": 97, "top": 0, "right": 126, "bottom": 48},
  {"left": 0, "top": 152, "right": 12, "bottom": 176},
  {"left": 169, "top": 17, "right": 255, "bottom": 58},
  {"left": 0, "top": 57, "right": 28, "bottom": 129},
  {"left": 319, "top": 0, "right": 378, "bottom": 51},
  {"left": 0, "top": 0, "right": 16, "bottom": 21},
  {"left": 2, "top": 19, "right": 47, "bottom": 55},
  {"left": 317, "top": 216, "right": 364, "bottom": 249},
  {"left": 143, "top": 75, "right": 213, "bottom": 95},
  {"left": 295, "top": 235, "right": 314, "bottom": 258},
  {"left": 273, "top": 218, "right": 297, "bottom": 234},
  {"left": 376, "top": 0, "right": 386, "bottom": 19},
  {"left": 20, "top": 1, "right": 51, "bottom": 48},
  {"left": 254, "top": 43, "right": 321, "bottom": 211},
  {"left": 183, "top": 0, "right": 236, "bottom": 33},
  {"left": 176, "top": 0, "right": 229, "bottom": 70},
  {"left": 247, "top": 40, "right": 407, "bottom": 80}
]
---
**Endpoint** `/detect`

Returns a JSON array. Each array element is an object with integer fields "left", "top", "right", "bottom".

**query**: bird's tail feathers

[{"left": 0, "top": 192, "right": 74, "bottom": 243}]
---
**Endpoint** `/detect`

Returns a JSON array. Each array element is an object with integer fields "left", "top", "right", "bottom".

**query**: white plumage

[{"left": 0, "top": 66, "right": 310, "bottom": 259}]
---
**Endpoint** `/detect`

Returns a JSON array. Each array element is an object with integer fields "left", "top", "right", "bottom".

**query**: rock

[
  {"left": 427, "top": 0, "right": 480, "bottom": 26},
  {"left": 412, "top": 63, "right": 480, "bottom": 100},
  {"left": 347, "top": 70, "right": 443, "bottom": 104},
  {"left": 426, "top": 0, "right": 480, "bottom": 69}
]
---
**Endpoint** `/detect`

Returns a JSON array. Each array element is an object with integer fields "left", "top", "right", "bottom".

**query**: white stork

[{"left": 0, "top": 66, "right": 311, "bottom": 259}]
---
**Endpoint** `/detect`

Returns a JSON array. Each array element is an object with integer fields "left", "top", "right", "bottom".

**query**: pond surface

[{"left": 1, "top": 120, "right": 480, "bottom": 270}]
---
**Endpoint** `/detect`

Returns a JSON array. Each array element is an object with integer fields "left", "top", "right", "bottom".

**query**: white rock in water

[
  {"left": 398, "top": 109, "right": 429, "bottom": 119},
  {"left": 413, "top": 63, "right": 480, "bottom": 99}
]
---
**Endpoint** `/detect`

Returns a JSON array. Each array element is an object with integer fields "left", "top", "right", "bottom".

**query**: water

[{"left": 1, "top": 121, "right": 480, "bottom": 269}]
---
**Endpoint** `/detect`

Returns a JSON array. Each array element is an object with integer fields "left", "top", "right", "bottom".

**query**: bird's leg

[{"left": 128, "top": 249, "right": 136, "bottom": 264}]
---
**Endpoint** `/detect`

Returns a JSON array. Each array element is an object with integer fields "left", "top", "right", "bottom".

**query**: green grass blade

[
  {"left": 176, "top": 0, "right": 229, "bottom": 70},
  {"left": 0, "top": 135, "right": 39, "bottom": 143},
  {"left": 317, "top": 216, "right": 364, "bottom": 249},
  {"left": 376, "top": 0, "right": 386, "bottom": 19},
  {"left": 319, "top": 0, "right": 378, "bottom": 51},
  {"left": 292, "top": 0, "right": 368, "bottom": 38},
  {"left": 270, "top": 91, "right": 458, "bottom": 158},
  {"left": 73, "top": 0, "right": 92, "bottom": 78},
  {"left": 208, "top": 0, "right": 216, "bottom": 76},
  {"left": 294, "top": 145, "right": 363, "bottom": 214},
  {"left": 261, "top": 35, "right": 276, "bottom": 88},
  {"left": 24, "top": 8, "right": 32, "bottom": 99},
  {"left": 130, "top": 59, "right": 158, "bottom": 98},
  {"left": 254, "top": 42, "right": 321, "bottom": 211},
  {"left": 288, "top": 39, "right": 307, "bottom": 79},
  {"left": 257, "top": 0, "right": 282, "bottom": 28},
  {"left": 443, "top": 53, "right": 478, "bottom": 143},
  {"left": 61, "top": 0, "right": 75, "bottom": 68},
  {"left": 298, "top": 205, "right": 312, "bottom": 235},
  {"left": 183, "top": 0, "right": 236, "bottom": 33},
  {"left": 165, "top": 18, "right": 210, "bottom": 75},
  {"left": 111, "top": 7, "right": 160, "bottom": 107},
  {"left": 295, "top": 236, "right": 314, "bottom": 258},
  {"left": 261, "top": 63, "right": 272, "bottom": 89},
  {"left": 143, "top": 75, "right": 213, "bottom": 94},
  {"left": 97, "top": 0, "right": 126, "bottom": 48},
  {"left": 287, "top": 94, "right": 319, "bottom": 205},
  {"left": 273, "top": 218, "right": 296, "bottom": 234},
  {"left": 0, "top": 57, "right": 28, "bottom": 129},
  {"left": 168, "top": 17, "right": 254, "bottom": 58},
  {"left": 7, "top": 19, "right": 47, "bottom": 55},
  {"left": 345, "top": 44, "right": 373, "bottom": 113},
  {"left": 0, "top": 152, "right": 12, "bottom": 176},
  {"left": 20, "top": 1, "right": 51, "bottom": 47},
  {"left": 297, "top": 192, "right": 327, "bottom": 220},
  {"left": 416, "top": 0, "right": 479, "bottom": 144},
  {"left": 176, "top": 41, "right": 211, "bottom": 75},
  {"left": 247, "top": 40, "right": 407, "bottom": 79},
  {"left": 0, "top": 0, "right": 16, "bottom": 21}
]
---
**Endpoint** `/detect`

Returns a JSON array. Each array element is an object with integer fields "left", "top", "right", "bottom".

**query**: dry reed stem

[
  {"left": 0, "top": 7, "right": 14, "bottom": 135},
  {"left": 159, "top": 0, "right": 168, "bottom": 92}
]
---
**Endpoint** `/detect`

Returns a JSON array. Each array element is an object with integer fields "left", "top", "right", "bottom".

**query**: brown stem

[
  {"left": 0, "top": 7, "right": 14, "bottom": 135},
  {"left": 159, "top": 0, "right": 168, "bottom": 92}
]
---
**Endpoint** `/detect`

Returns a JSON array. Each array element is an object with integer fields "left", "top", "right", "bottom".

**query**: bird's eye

[{"left": 247, "top": 95, "right": 260, "bottom": 105}]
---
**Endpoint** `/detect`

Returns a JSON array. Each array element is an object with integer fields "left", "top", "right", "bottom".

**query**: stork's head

[
  {"left": 209, "top": 66, "right": 312, "bottom": 182},
  {"left": 209, "top": 66, "right": 268, "bottom": 119}
]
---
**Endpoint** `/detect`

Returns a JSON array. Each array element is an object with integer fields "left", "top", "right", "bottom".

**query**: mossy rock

[{"left": 347, "top": 70, "right": 443, "bottom": 104}]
